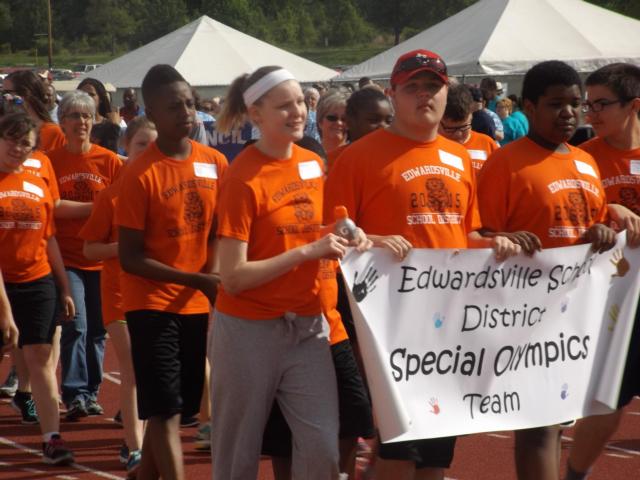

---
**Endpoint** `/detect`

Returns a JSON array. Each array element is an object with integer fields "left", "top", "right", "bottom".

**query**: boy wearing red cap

[{"left": 325, "top": 49, "right": 519, "bottom": 480}]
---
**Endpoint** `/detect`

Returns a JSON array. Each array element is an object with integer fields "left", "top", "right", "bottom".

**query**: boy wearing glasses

[
  {"left": 477, "top": 61, "right": 617, "bottom": 480},
  {"left": 325, "top": 49, "right": 518, "bottom": 480},
  {"left": 439, "top": 83, "right": 499, "bottom": 172},
  {"left": 564, "top": 63, "right": 640, "bottom": 480}
]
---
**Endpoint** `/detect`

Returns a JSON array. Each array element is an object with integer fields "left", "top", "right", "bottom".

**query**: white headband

[{"left": 243, "top": 69, "right": 296, "bottom": 107}]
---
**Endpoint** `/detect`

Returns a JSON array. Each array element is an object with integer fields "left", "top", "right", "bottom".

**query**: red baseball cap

[{"left": 390, "top": 50, "right": 448, "bottom": 87}]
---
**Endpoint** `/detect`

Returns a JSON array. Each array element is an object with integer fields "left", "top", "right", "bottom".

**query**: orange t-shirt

[
  {"left": 324, "top": 128, "right": 481, "bottom": 249},
  {"left": 580, "top": 137, "right": 640, "bottom": 215},
  {"left": 79, "top": 178, "right": 123, "bottom": 325},
  {"left": 477, "top": 137, "right": 608, "bottom": 248},
  {"left": 0, "top": 170, "right": 54, "bottom": 283},
  {"left": 115, "top": 140, "right": 228, "bottom": 315},
  {"left": 50, "top": 144, "right": 123, "bottom": 270},
  {"left": 22, "top": 150, "right": 60, "bottom": 202},
  {"left": 463, "top": 130, "right": 499, "bottom": 172},
  {"left": 216, "top": 143, "right": 325, "bottom": 320},
  {"left": 38, "top": 122, "right": 66, "bottom": 155},
  {"left": 326, "top": 145, "right": 348, "bottom": 174},
  {"left": 319, "top": 259, "right": 348, "bottom": 345}
]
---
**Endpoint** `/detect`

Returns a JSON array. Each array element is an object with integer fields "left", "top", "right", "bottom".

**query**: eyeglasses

[
  {"left": 393, "top": 55, "right": 447, "bottom": 77},
  {"left": 64, "top": 112, "right": 93, "bottom": 121},
  {"left": 1, "top": 93, "right": 24, "bottom": 106},
  {"left": 325, "top": 114, "right": 346, "bottom": 123},
  {"left": 581, "top": 99, "right": 626, "bottom": 113},
  {"left": 440, "top": 122, "right": 472, "bottom": 134},
  {"left": 2, "top": 137, "right": 34, "bottom": 152}
]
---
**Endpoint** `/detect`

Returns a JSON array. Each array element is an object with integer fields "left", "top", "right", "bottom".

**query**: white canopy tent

[
  {"left": 336, "top": 0, "right": 640, "bottom": 82},
  {"left": 85, "top": 15, "right": 337, "bottom": 103}
]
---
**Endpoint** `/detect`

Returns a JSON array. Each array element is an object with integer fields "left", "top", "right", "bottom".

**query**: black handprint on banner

[{"left": 353, "top": 266, "right": 379, "bottom": 302}]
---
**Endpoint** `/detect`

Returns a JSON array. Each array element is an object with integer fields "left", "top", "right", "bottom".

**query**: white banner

[{"left": 341, "top": 233, "right": 640, "bottom": 442}]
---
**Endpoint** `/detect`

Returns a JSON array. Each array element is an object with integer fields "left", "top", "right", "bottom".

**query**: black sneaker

[
  {"left": 180, "top": 415, "right": 199, "bottom": 428},
  {"left": 42, "top": 434, "right": 74, "bottom": 465},
  {"left": 10, "top": 391, "right": 39, "bottom": 424},
  {"left": 0, "top": 366, "right": 18, "bottom": 398},
  {"left": 85, "top": 399, "right": 104, "bottom": 416},
  {"left": 65, "top": 398, "right": 88, "bottom": 421}
]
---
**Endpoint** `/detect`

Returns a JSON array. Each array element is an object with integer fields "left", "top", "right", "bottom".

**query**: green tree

[
  {"left": 0, "top": 3, "right": 12, "bottom": 47},
  {"left": 84, "top": 0, "right": 135, "bottom": 54},
  {"left": 6, "top": 0, "right": 48, "bottom": 52},
  {"left": 359, "top": 0, "right": 476, "bottom": 44},
  {"left": 587, "top": 0, "right": 640, "bottom": 19},
  {"left": 129, "top": 0, "right": 189, "bottom": 46}
]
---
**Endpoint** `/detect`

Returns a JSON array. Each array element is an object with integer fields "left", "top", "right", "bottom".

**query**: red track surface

[{"left": 0, "top": 339, "right": 638, "bottom": 479}]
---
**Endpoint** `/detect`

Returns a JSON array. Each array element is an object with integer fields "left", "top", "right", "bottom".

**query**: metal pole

[{"left": 47, "top": 0, "right": 53, "bottom": 69}]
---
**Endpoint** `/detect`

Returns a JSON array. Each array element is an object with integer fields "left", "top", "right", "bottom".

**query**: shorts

[
  {"left": 262, "top": 339, "right": 375, "bottom": 457},
  {"left": 5, "top": 274, "right": 57, "bottom": 348},
  {"left": 126, "top": 309, "right": 208, "bottom": 420},
  {"left": 378, "top": 436, "right": 457, "bottom": 469},
  {"left": 618, "top": 298, "right": 640, "bottom": 407}
]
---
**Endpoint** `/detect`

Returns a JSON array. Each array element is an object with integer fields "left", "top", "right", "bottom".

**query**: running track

[{"left": 0, "top": 339, "right": 638, "bottom": 479}]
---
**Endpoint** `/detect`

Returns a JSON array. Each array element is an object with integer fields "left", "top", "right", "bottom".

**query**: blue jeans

[{"left": 60, "top": 268, "right": 106, "bottom": 405}]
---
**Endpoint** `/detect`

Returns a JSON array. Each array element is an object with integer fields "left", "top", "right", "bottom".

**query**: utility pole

[{"left": 47, "top": 0, "right": 53, "bottom": 69}]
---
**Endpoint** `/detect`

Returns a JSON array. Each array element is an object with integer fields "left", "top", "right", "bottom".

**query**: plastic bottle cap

[{"left": 334, "top": 205, "right": 349, "bottom": 220}]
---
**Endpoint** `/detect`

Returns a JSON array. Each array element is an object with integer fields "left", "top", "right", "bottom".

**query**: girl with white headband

[{"left": 211, "top": 66, "right": 369, "bottom": 479}]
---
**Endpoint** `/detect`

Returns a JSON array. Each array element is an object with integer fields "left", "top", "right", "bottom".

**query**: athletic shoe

[
  {"left": 113, "top": 409, "right": 122, "bottom": 425},
  {"left": 0, "top": 366, "right": 18, "bottom": 398},
  {"left": 180, "top": 415, "right": 199, "bottom": 428},
  {"left": 119, "top": 443, "right": 129, "bottom": 464},
  {"left": 85, "top": 399, "right": 104, "bottom": 416},
  {"left": 10, "top": 391, "right": 39, "bottom": 424},
  {"left": 65, "top": 398, "right": 88, "bottom": 421},
  {"left": 42, "top": 434, "right": 74, "bottom": 465},
  {"left": 194, "top": 423, "right": 211, "bottom": 451},
  {"left": 126, "top": 450, "right": 142, "bottom": 479}
]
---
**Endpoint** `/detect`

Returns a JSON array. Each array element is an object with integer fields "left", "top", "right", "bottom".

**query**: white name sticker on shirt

[
  {"left": 574, "top": 160, "right": 598, "bottom": 178},
  {"left": 193, "top": 162, "right": 217, "bottom": 179},
  {"left": 467, "top": 150, "right": 488, "bottom": 161},
  {"left": 23, "top": 181, "right": 44, "bottom": 198},
  {"left": 438, "top": 150, "right": 465, "bottom": 171},
  {"left": 298, "top": 160, "right": 322, "bottom": 180},
  {"left": 630, "top": 160, "right": 640, "bottom": 175},
  {"left": 23, "top": 158, "right": 42, "bottom": 169}
]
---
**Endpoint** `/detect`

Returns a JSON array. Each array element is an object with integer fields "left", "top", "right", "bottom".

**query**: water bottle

[{"left": 334, "top": 205, "right": 357, "bottom": 241}]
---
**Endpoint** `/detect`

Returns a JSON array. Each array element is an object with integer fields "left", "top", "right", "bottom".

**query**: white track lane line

[
  {"left": 56, "top": 475, "right": 79, "bottom": 480},
  {"left": 564, "top": 434, "right": 640, "bottom": 457},
  {"left": 486, "top": 433, "right": 510, "bottom": 439},
  {"left": 605, "top": 453, "right": 632, "bottom": 459},
  {"left": 103, "top": 372, "right": 122, "bottom": 385},
  {"left": 0, "top": 436, "right": 125, "bottom": 480}
]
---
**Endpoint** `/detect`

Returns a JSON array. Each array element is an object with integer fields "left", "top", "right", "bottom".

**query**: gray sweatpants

[{"left": 208, "top": 310, "right": 340, "bottom": 480}]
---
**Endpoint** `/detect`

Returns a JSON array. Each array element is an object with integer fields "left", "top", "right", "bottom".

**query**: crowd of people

[{"left": 0, "top": 48, "right": 638, "bottom": 480}]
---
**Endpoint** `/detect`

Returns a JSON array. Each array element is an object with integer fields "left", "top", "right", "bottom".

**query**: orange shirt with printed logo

[
  {"left": 324, "top": 128, "right": 481, "bottom": 249},
  {"left": 463, "top": 130, "right": 499, "bottom": 172},
  {"left": 477, "top": 137, "right": 607, "bottom": 248},
  {"left": 49, "top": 144, "right": 123, "bottom": 270},
  {"left": 39, "top": 122, "right": 66, "bottom": 155},
  {"left": 115, "top": 141, "right": 228, "bottom": 315},
  {"left": 79, "top": 178, "right": 123, "bottom": 324},
  {"left": 0, "top": 171, "right": 54, "bottom": 283},
  {"left": 216, "top": 144, "right": 325, "bottom": 320},
  {"left": 580, "top": 137, "right": 640, "bottom": 215},
  {"left": 23, "top": 150, "right": 60, "bottom": 202}
]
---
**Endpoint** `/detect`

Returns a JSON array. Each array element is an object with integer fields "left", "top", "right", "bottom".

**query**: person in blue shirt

[{"left": 496, "top": 97, "right": 527, "bottom": 145}]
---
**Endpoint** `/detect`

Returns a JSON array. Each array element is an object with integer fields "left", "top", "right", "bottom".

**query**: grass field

[{"left": 0, "top": 44, "right": 389, "bottom": 71}]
